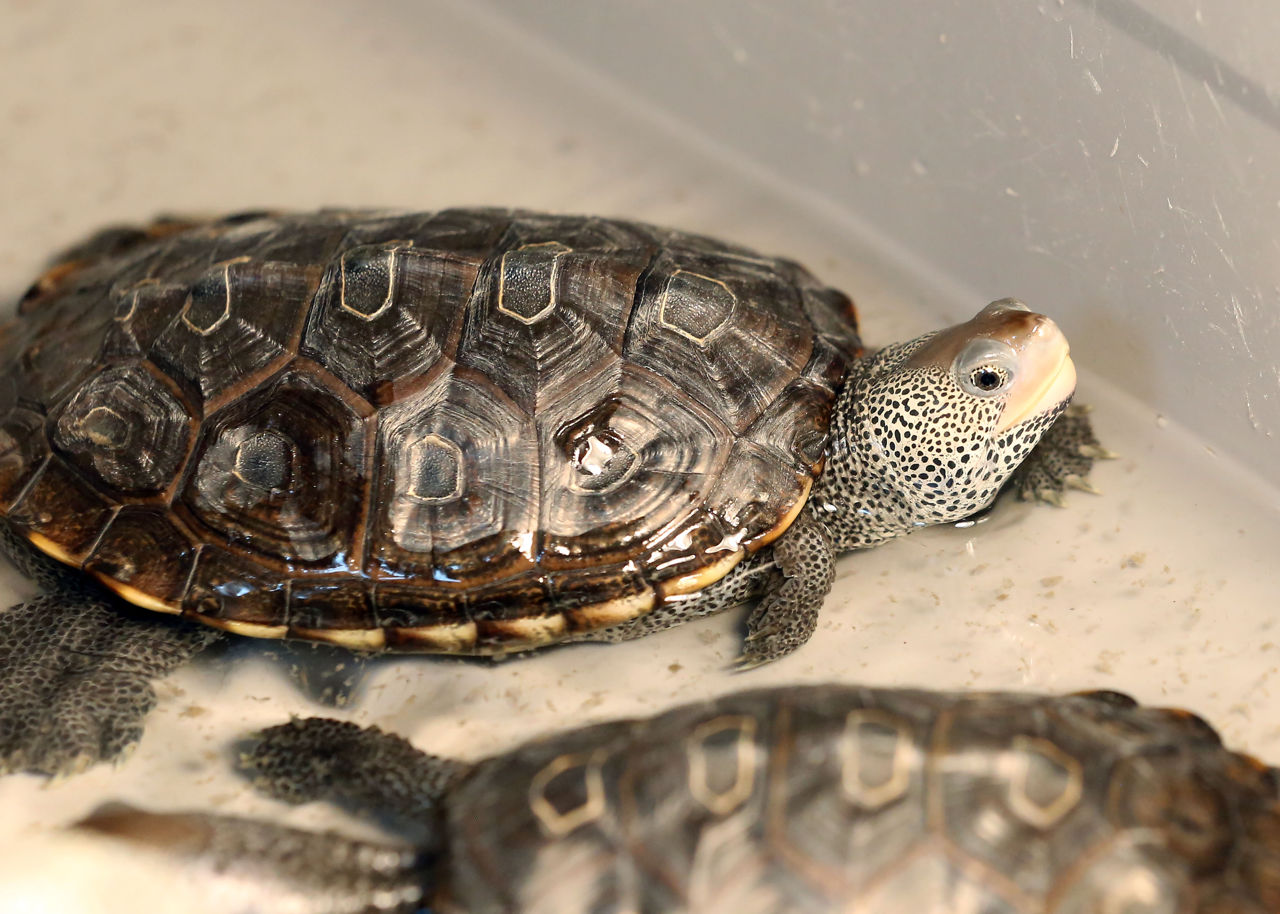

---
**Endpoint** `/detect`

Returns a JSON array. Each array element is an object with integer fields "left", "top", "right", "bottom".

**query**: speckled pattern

[
  {"left": 0, "top": 212, "right": 1088, "bottom": 776},
  {"left": 243, "top": 717, "right": 465, "bottom": 849},
  {"left": 1009, "top": 404, "right": 1107, "bottom": 505},
  {"left": 197, "top": 685, "right": 1280, "bottom": 912},
  {"left": 0, "top": 529, "right": 218, "bottom": 776}
]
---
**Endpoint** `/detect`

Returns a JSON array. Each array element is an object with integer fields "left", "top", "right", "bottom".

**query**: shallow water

[{"left": 0, "top": 0, "right": 1277, "bottom": 906}]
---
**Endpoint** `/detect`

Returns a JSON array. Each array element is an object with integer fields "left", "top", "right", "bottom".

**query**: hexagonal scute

[
  {"left": 763, "top": 693, "right": 931, "bottom": 896},
  {"left": 100, "top": 279, "right": 195, "bottom": 361},
  {"left": 368, "top": 366, "right": 537, "bottom": 587},
  {"left": 51, "top": 363, "right": 194, "bottom": 494},
  {"left": 149, "top": 258, "right": 320, "bottom": 404},
  {"left": 456, "top": 216, "right": 656, "bottom": 413},
  {"left": 658, "top": 269, "right": 737, "bottom": 343},
  {"left": 300, "top": 240, "right": 480, "bottom": 403},
  {"left": 537, "top": 364, "right": 732, "bottom": 570},
  {"left": 182, "top": 368, "right": 370, "bottom": 567},
  {"left": 936, "top": 698, "right": 1117, "bottom": 902},
  {"left": 625, "top": 248, "right": 816, "bottom": 433}
]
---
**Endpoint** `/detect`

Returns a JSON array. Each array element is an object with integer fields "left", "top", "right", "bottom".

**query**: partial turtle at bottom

[
  {"left": 0, "top": 209, "right": 1101, "bottom": 776},
  {"left": 73, "top": 685, "right": 1279, "bottom": 914}
]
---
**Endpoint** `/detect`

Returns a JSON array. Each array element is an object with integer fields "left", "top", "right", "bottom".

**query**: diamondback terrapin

[
  {"left": 0, "top": 209, "right": 1096, "bottom": 775},
  {"left": 77, "top": 685, "right": 1280, "bottom": 913}
]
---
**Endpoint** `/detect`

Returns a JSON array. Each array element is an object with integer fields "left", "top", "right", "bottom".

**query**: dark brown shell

[
  {"left": 0, "top": 210, "right": 860, "bottom": 652},
  {"left": 443, "top": 685, "right": 1280, "bottom": 913}
]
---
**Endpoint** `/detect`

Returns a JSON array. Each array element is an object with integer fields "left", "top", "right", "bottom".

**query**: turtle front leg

[
  {"left": 735, "top": 513, "right": 835, "bottom": 670},
  {"left": 0, "top": 528, "right": 219, "bottom": 776},
  {"left": 1007, "top": 403, "right": 1115, "bottom": 505}
]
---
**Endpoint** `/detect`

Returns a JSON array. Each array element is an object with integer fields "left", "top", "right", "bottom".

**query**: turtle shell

[
  {"left": 0, "top": 209, "right": 860, "bottom": 653},
  {"left": 442, "top": 685, "right": 1278, "bottom": 912}
]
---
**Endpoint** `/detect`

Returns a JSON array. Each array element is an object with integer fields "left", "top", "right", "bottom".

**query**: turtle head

[{"left": 820, "top": 299, "right": 1076, "bottom": 548}]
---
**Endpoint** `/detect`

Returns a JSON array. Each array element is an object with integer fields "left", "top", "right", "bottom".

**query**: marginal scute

[
  {"left": 84, "top": 507, "right": 199, "bottom": 611},
  {"left": 288, "top": 580, "right": 378, "bottom": 636},
  {"left": 8, "top": 458, "right": 115, "bottom": 562},
  {"left": 0, "top": 408, "right": 49, "bottom": 510},
  {"left": 183, "top": 545, "right": 289, "bottom": 634}
]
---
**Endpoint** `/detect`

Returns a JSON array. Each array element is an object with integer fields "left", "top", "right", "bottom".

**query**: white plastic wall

[{"left": 489, "top": 0, "right": 1280, "bottom": 487}]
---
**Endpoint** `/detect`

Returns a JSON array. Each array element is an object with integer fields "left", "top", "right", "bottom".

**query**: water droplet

[
  {"left": 214, "top": 580, "right": 254, "bottom": 597},
  {"left": 571, "top": 433, "right": 636, "bottom": 492}
]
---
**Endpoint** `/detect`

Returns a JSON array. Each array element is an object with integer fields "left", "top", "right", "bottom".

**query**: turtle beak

[{"left": 994, "top": 313, "right": 1076, "bottom": 434}]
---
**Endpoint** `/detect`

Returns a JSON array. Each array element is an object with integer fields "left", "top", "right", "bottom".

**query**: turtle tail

[{"left": 239, "top": 717, "right": 470, "bottom": 853}]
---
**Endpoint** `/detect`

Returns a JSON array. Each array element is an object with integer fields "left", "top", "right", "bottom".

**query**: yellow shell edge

[
  {"left": 290, "top": 626, "right": 387, "bottom": 652},
  {"left": 567, "top": 589, "right": 658, "bottom": 633}
]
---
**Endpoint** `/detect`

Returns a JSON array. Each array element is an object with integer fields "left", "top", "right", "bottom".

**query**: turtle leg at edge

[
  {"left": 1007, "top": 403, "right": 1115, "bottom": 505},
  {"left": 240, "top": 717, "right": 469, "bottom": 852},
  {"left": 0, "top": 526, "right": 220, "bottom": 776}
]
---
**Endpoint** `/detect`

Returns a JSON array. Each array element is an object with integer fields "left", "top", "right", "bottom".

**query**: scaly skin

[
  {"left": 583, "top": 299, "right": 1093, "bottom": 667},
  {"left": 0, "top": 301, "right": 1095, "bottom": 774},
  {"left": 0, "top": 525, "right": 219, "bottom": 777}
]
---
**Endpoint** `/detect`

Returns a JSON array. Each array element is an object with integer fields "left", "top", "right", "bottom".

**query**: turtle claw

[
  {"left": 1064, "top": 473, "right": 1102, "bottom": 495},
  {"left": 1036, "top": 487, "right": 1067, "bottom": 507},
  {"left": 1078, "top": 444, "right": 1119, "bottom": 460},
  {"left": 1008, "top": 401, "right": 1108, "bottom": 507}
]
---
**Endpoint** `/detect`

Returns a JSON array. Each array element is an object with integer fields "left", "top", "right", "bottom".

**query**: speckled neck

[{"left": 809, "top": 350, "right": 924, "bottom": 553}]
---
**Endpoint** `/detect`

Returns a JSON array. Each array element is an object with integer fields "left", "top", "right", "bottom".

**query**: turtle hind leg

[
  {"left": 0, "top": 526, "right": 219, "bottom": 776},
  {"left": 0, "top": 591, "right": 219, "bottom": 776},
  {"left": 1007, "top": 402, "right": 1115, "bottom": 506},
  {"left": 240, "top": 718, "right": 469, "bottom": 850},
  {"left": 76, "top": 805, "right": 431, "bottom": 914}
]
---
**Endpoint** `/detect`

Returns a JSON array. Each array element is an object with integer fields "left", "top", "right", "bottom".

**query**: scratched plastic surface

[{"left": 0, "top": 2, "right": 1277, "bottom": 911}]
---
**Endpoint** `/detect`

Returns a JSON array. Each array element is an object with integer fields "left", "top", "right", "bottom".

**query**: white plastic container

[{"left": 0, "top": 1, "right": 1276, "bottom": 908}]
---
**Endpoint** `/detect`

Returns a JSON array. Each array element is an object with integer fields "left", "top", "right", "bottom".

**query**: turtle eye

[{"left": 954, "top": 338, "right": 1018, "bottom": 398}]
